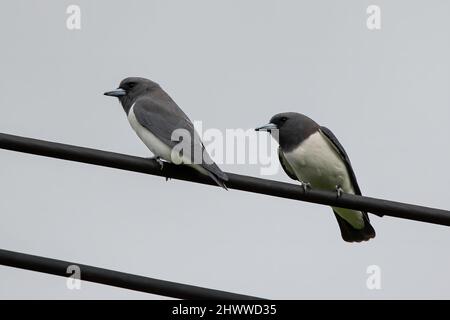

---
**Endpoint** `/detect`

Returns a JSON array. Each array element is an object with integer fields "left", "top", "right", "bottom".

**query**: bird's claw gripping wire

[
  {"left": 335, "top": 185, "right": 344, "bottom": 198},
  {"left": 147, "top": 156, "right": 171, "bottom": 181},
  {"left": 147, "top": 156, "right": 165, "bottom": 170},
  {"left": 300, "top": 181, "right": 311, "bottom": 193}
]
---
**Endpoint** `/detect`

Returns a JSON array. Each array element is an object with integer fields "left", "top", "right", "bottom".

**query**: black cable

[
  {"left": 1, "top": 132, "right": 449, "bottom": 226},
  {"left": 0, "top": 249, "right": 262, "bottom": 300}
]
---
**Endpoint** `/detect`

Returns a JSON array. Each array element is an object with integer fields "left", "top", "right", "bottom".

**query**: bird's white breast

[
  {"left": 127, "top": 103, "right": 173, "bottom": 161},
  {"left": 283, "top": 131, "right": 364, "bottom": 228},
  {"left": 284, "top": 131, "right": 352, "bottom": 191}
]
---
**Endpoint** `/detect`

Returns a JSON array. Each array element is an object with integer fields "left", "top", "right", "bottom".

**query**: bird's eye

[
  {"left": 281, "top": 117, "right": 288, "bottom": 122},
  {"left": 128, "top": 82, "right": 136, "bottom": 88}
]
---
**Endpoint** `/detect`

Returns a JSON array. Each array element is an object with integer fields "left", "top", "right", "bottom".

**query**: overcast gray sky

[{"left": 1, "top": 0, "right": 449, "bottom": 299}]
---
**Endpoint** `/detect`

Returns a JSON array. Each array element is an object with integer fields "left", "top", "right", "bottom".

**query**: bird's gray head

[
  {"left": 104, "top": 77, "right": 160, "bottom": 113},
  {"left": 255, "top": 112, "right": 319, "bottom": 151}
]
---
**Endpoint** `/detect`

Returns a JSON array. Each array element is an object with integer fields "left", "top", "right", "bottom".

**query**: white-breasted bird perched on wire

[{"left": 256, "top": 112, "right": 376, "bottom": 242}]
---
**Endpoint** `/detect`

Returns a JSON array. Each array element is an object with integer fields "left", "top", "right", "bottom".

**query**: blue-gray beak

[
  {"left": 255, "top": 123, "right": 277, "bottom": 132},
  {"left": 104, "top": 88, "right": 126, "bottom": 97}
]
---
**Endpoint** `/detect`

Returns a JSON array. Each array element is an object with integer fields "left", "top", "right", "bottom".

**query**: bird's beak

[
  {"left": 255, "top": 123, "right": 277, "bottom": 132},
  {"left": 104, "top": 88, "right": 126, "bottom": 97}
]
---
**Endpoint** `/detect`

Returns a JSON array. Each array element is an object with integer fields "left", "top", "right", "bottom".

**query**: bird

[
  {"left": 255, "top": 112, "right": 375, "bottom": 242},
  {"left": 104, "top": 77, "right": 228, "bottom": 189}
]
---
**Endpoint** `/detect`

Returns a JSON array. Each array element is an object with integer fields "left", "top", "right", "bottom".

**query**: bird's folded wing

[
  {"left": 320, "top": 126, "right": 382, "bottom": 218},
  {"left": 133, "top": 97, "right": 228, "bottom": 181},
  {"left": 319, "top": 126, "right": 362, "bottom": 195},
  {"left": 278, "top": 147, "right": 298, "bottom": 181},
  {"left": 133, "top": 96, "right": 196, "bottom": 149}
]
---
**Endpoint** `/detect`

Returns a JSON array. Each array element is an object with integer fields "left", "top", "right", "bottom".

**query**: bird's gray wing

[
  {"left": 133, "top": 97, "right": 228, "bottom": 182},
  {"left": 319, "top": 126, "right": 382, "bottom": 218},
  {"left": 319, "top": 126, "right": 362, "bottom": 195},
  {"left": 278, "top": 147, "right": 298, "bottom": 181},
  {"left": 133, "top": 96, "right": 191, "bottom": 149}
]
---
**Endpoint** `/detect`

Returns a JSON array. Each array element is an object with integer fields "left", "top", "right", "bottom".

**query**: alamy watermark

[
  {"left": 167, "top": 121, "right": 280, "bottom": 176},
  {"left": 366, "top": 264, "right": 382, "bottom": 290},
  {"left": 366, "top": 5, "right": 381, "bottom": 30},
  {"left": 66, "top": 5, "right": 81, "bottom": 30},
  {"left": 66, "top": 264, "right": 81, "bottom": 290}
]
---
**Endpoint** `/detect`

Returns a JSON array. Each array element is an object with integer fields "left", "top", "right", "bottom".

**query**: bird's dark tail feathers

[
  {"left": 207, "top": 172, "right": 228, "bottom": 190},
  {"left": 333, "top": 211, "right": 376, "bottom": 243}
]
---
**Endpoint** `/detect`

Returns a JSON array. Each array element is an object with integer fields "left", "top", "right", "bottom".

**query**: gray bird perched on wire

[
  {"left": 256, "top": 112, "right": 375, "bottom": 242},
  {"left": 105, "top": 77, "right": 228, "bottom": 189}
]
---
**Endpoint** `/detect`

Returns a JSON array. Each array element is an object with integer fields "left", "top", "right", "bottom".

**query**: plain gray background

[{"left": 0, "top": 0, "right": 449, "bottom": 299}]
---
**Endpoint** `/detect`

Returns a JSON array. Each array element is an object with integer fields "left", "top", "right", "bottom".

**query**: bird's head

[
  {"left": 104, "top": 77, "right": 159, "bottom": 110},
  {"left": 255, "top": 112, "right": 300, "bottom": 134},
  {"left": 255, "top": 112, "right": 318, "bottom": 150}
]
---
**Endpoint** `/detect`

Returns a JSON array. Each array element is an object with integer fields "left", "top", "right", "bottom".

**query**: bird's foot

[
  {"left": 147, "top": 156, "right": 165, "bottom": 170},
  {"left": 300, "top": 181, "right": 312, "bottom": 193},
  {"left": 335, "top": 185, "right": 344, "bottom": 198}
]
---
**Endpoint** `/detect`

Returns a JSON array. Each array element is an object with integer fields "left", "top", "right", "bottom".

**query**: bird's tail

[
  {"left": 333, "top": 211, "right": 376, "bottom": 243},
  {"left": 204, "top": 162, "right": 229, "bottom": 190},
  {"left": 191, "top": 163, "right": 229, "bottom": 190},
  {"left": 206, "top": 171, "right": 228, "bottom": 190}
]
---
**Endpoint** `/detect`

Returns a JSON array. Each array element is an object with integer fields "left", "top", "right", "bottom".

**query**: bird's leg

[
  {"left": 299, "top": 181, "right": 312, "bottom": 193},
  {"left": 147, "top": 156, "right": 165, "bottom": 170},
  {"left": 146, "top": 156, "right": 172, "bottom": 181},
  {"left": 335, "top": 185, "right": 344, "bottom": 198}
]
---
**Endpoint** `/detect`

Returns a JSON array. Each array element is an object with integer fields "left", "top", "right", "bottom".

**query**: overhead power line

[
  {"left": 1, "top": 132, "right": 449, "bottom": 226},
  {"left": 0, "top": 249, "right": 261, "bottom": 299}
]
